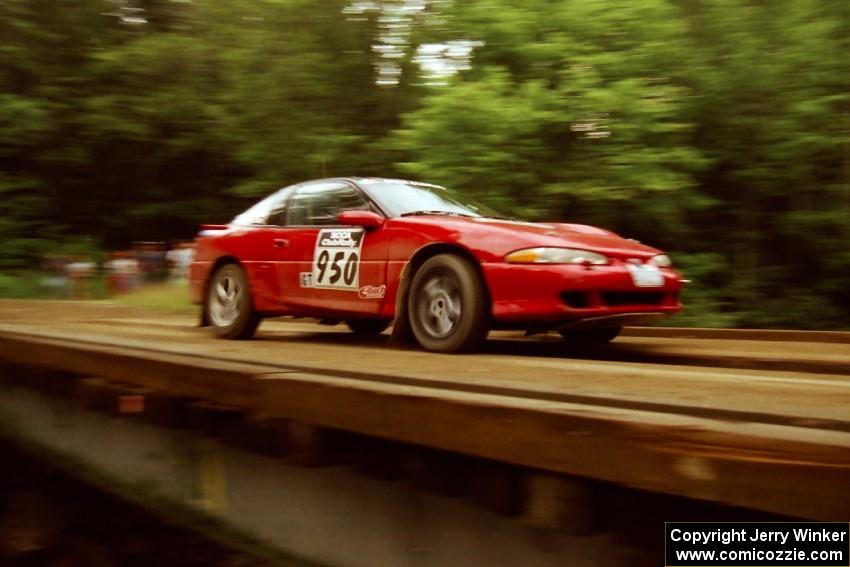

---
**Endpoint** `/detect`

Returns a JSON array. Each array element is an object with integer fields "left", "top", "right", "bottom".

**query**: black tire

[
  {"left": 408, "top": 254, "right": 489, "bottom": 353},
  {"left": 346, "top": 319, "right": 391, "bottom": 336},
  {"left": 558, "top": 326, "right": 621, "bottom": 345},
  {"left": 206, "top": 263, "right": 260, "bottom": 340}
]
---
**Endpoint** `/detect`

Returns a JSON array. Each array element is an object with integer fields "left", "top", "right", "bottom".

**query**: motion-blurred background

[{"left": 0, "top": 0, "right": 847, "bottom": 328}]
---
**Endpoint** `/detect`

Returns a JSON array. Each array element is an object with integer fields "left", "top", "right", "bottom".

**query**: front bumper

[{"left": 482, "top": 262, "right": 683, "bottom": 327}]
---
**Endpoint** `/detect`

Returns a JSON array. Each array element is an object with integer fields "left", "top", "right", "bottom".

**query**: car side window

[
  {"left": 286, "top": 182, "right": 370, "bottom": 226},
  {"left": 265, "top": 191, "right": 291, "bottom": 226},
  {"left": 232, "top": 186, "right": 293, "bottom": 226}
]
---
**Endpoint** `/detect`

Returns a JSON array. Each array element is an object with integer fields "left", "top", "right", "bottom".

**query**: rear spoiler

[{"left": 197, "top": 223, "right": 229, "bottom": 237}]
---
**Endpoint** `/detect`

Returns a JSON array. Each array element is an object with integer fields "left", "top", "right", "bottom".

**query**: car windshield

[{"left": 360, "top": 180, "right": 507, "bottom": 219}]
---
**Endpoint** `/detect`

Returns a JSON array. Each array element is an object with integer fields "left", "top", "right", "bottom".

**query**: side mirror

[{"left": 338, "top": 209, "right": 385, "bottom": 229}]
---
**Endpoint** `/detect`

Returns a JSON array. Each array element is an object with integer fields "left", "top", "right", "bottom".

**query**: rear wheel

[
  {"left": 408, "top": 254, "right": 489, "bottom": 353},
  {"left": 206, "top": 263, "right": 260, "bottom": 340},
  {"left": 346, "top": 319, "right": 391, "bottom": 336},
  {"left": 558, "top": 326, "right": 621, "bottom": 345}
]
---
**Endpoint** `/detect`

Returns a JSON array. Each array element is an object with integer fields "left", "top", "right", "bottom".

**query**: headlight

[
  {"left": 648, "top": 254, "right": 673, "bottom": 268},
  {"left": 505, "top": 247, "right": 609, "bottom": 265}
]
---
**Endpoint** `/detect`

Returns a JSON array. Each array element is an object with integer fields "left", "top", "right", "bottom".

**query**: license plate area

[{"left": 626, "top": 264, "right": 664, "bottom": 287}]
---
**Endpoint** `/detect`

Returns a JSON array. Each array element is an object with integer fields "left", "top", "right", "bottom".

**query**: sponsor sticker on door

[{"left": 358, "top": 284, "right": 386, "bottom": 299}]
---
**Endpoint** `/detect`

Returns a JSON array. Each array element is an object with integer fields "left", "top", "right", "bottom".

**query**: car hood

[{"left": 396, "top": 216, "right": 664, "bottom": 259}]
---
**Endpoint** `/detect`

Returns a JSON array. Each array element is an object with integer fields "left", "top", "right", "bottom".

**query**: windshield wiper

[{"left": 400, "top": 210, "right": 476, "bottom": 218}]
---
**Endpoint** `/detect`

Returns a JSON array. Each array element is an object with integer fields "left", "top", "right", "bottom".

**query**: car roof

[
  {"left": 288, "top": 177, "right": 446, "bottom": 191},
  {"left": 345, "top": 177, "right": 445, "bottom": 189}
]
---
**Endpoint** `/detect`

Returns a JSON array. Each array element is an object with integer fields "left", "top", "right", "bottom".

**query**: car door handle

[{"left": 273, "top": 238, "right": 289, "bottom": 248}]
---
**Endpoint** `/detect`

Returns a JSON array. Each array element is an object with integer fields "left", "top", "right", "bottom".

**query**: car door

[{"left": 280, "top": 180, "right": 389, "bottom": 316}]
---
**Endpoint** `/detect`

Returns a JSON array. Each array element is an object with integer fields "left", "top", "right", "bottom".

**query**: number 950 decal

[{"left": 311, "top": 229, "right": 365, "bottom": 290}]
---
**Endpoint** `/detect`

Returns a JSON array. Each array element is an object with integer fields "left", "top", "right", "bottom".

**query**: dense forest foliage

[{"left": 1, "top": 0, "right": 848, "bottom": 328}]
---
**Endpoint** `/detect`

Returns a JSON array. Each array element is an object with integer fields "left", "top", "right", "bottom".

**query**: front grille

[{"left": 602, "top": 292, "right": 664, "bottom": 306}]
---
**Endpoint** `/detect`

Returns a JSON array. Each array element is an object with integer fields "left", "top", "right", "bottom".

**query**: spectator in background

[
  {"left": 166, "top": 241, "right": 194, "bottom": 282},
  {"left": 40, "top": 256, "right": 69, "bottom": 299},
  {"left": 66, "top": 255, "right": 95, "bottom": 299},
  {"left": 135, "top": 242, "right": 169, "bottom": 284},
  {"left": 106, "top": 251, "right": 139, "bottom": 295}
]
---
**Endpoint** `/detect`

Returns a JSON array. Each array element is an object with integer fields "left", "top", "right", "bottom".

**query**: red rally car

[{"left": 190, "top": 177, "right": 684, "bottom": 353}]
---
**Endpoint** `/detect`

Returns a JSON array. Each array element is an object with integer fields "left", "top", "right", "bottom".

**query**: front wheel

[
  {"left": 206, "top": 263, "right": 260, "bottom": 340},
  {"left": 558, "top": 326, "right": 621, "bottom": 345},
  {"left": 408, "top": 254, "right": 489, "bottom": 353}
]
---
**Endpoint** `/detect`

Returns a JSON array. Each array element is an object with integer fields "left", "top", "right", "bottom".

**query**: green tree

[{"left": 392, "top": 0, "right": 704, "bottom": 242}]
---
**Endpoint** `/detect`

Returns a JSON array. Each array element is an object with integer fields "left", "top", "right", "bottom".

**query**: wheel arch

[{"left": 390, "top": 242, "right": 492, "bottom": 344}]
